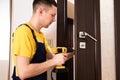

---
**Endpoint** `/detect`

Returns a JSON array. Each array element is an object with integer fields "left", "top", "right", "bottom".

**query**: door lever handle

[{"left": 79, "top": 31, "right": 97, "bottom": 42}]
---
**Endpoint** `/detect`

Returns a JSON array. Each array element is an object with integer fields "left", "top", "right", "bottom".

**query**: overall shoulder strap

[
  {"left": 12, "top": 24, "right": 38, "bottom": 43},
  {"left": 22, "top": 24, "right": 38, "bottom": 43}
]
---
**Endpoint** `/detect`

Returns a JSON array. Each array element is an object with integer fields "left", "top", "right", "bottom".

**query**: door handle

[{"left": 79, "top": 31, "right": 97, "bottom": 42}]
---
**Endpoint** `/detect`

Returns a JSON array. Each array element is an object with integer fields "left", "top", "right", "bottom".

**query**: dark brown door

[
  {"left": 65, "top": 18, "right": 74, "bottom": 80},
  {"left": 57, "top": 0, "right": 101, "bottom": 80},
  {"left": 114, "top": 0, "right": 120, "bottom": 80},
  {"left": 74, "top": 0, "right": 101, "bottom": 80},
  {"left": 57, "top": 0, "right": 73, "bottom": 80}
]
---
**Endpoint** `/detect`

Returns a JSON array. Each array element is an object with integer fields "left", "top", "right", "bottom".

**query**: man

[{"left": 12, "top": 0, "right": 74, "bottom": 80}]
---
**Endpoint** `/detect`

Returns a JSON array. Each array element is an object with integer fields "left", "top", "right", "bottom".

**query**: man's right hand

[{"left": 52, "top": 53, "right": 67, "bottom": 66}]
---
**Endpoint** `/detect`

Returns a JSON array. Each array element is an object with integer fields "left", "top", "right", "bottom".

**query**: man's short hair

[{"left": 33, "top": 0, "right": 57, "bottom": 12}]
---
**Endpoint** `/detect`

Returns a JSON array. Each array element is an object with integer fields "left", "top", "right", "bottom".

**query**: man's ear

[{"left": 37, "top": 6, "right": 44, "bottom": 15}]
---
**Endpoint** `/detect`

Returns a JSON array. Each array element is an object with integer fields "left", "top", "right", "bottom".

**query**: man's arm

[
  {"left": 16, "top": 53, "right": 67, "bottom": 80},
  {"left": 47, "top": 51, "right": 75, "bottom": 61},
  {"left": 46, "top": 52, "right": 55, "bottom": 59}
]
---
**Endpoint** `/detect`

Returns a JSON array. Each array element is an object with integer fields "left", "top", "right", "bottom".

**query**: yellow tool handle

[{"left": 56, "top": 65, "right": 65, "bottom": 69}]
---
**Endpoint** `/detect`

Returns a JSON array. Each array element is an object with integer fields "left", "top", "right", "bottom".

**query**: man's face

[{"left": 41, "top": 5, "right": 57, "bottom": 28}]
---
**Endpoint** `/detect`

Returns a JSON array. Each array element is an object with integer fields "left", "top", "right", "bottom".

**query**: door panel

[
  {"left": 57, "top": 0, "right": 73, "bottom": 80},
  {"left": 75, "top": 0, "right": 101, "bottom": 80},
  {"left": 57, "top": 0, "right": 101, "bottom": 80},
  {"left": 114, "top": 0, "right": 120, "bottom": 80},
  {"left": 65, "top": 18, "right": 73, "bottom": 80}
]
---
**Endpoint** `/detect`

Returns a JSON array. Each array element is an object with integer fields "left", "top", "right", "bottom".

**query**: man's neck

[{"left": 29, "top": 15, "right": 42, "bottom": 33}]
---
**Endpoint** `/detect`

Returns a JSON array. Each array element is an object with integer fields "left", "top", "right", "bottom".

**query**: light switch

[{"left": 80, "top": 42, "right": 86, "bottom": 49}]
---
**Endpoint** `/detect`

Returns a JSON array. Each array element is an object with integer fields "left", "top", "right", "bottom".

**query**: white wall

[
  {"left": 100, "top": 0, "right": 116, "bottom": 80},
  {"left": 0, "top": 0, "right": 10, "bottom": 80},
  {"left": 0, "top": 0, "right": 10, "bottom": 60},
  {"left": 0, "top": 61, "right": 9, "bottom": 80},
  {"left": 12, "top": 0, "right": 33, "bottom": 33}
]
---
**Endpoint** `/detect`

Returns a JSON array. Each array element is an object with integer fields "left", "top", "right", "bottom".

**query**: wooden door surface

[
  {"left": 57, "top": 0, "right": 101, "bottom": 80},
  {"left": 74, "top": 0, "right": 101, "bottom": 80},
  {"left": 114, "top": 0, "right": 120, "bottom": 80}
]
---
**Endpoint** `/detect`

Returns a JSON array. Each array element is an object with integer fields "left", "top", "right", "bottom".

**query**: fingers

[
  {"left": 63, "top": 54, "right": 68, "bottom": 57},
  {"left": 52, "top": 53, "right": 67, "bottom": 66}
]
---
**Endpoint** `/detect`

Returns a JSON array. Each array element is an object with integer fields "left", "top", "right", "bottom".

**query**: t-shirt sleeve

[{"left": 12, "top": 26, "right": 33, "bottom": 58}]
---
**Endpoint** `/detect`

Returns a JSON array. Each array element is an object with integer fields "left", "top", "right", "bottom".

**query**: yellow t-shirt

[{"left": 12, "top": 22, "right": 51, "bottom": 66}]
